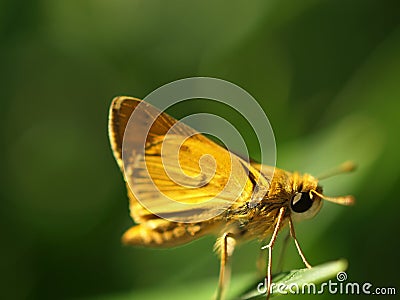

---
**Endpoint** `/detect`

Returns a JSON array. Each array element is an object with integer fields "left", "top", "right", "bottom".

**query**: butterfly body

[{"left": 108, "top": 96, "right": 354, "bottom": 300}]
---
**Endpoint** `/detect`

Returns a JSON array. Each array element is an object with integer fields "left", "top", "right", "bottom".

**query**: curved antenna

[
  {"left": 317, "top": 161, "right": 356, "bottom": 181},
  {"left": 311, "top": 189, "right": 355, "bottom": 206}
]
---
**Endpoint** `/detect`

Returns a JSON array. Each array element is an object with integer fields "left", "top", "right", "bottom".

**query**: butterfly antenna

[
  {"left": 313, "top": 161, "right": 356, "bottom": 206},
  {"left": 311, "top": 189, "right": 355, "bottom": 206},
  {"left": 317, "top": 161, "right": 356, "bottom": 181}
]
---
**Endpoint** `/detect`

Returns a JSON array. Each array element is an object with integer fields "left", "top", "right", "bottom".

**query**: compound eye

[{"left": 291, "top": 192, "right": 313, "bottom": 213}]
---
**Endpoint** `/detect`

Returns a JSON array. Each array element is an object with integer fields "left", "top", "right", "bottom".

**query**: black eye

[{"left": 291, "top": 192, "right": 313, "bottom": 213}]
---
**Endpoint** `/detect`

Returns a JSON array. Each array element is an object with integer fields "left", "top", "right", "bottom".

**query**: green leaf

[
  {"left": 239, "top": 259, "right": 348, "bottom": 299},
  {"left": 82, "top": 259, "right": 347, "bottom": 300}
]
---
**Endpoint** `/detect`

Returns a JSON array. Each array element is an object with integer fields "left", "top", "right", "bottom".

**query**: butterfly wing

[{"left": 109, "top": 96, "right": 269, "bottom": 223}]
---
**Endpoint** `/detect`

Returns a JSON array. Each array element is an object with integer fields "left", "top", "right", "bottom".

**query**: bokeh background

[{"left": 1, "top": 1, "right": 399, "bottom": 299}]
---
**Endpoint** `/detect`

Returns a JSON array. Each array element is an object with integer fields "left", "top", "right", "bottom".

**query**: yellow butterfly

[{"left": 108, "top": 96, "right": 355, "bottom": 299}]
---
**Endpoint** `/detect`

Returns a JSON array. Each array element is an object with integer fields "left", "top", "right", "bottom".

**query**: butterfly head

[
  {"left": 265, "top": 165, "right": 355, "bottom": 222},
  {"left": 288, "top": 162, "right": 356, "bottom": 222},
  {"left": 286, "top": 172, "right": 324, "bottom": 222}
]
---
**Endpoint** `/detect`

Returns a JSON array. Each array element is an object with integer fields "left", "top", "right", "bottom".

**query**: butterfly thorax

[{"left": 219, "top": 168, "right": 322, "bottom": 242}]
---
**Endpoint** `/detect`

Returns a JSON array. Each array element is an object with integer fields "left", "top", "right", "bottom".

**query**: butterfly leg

[
  {"left": 214, "top": 232, "right": 236, "bottom": 300},
  {"left": 289, "top": 217, "right": 312, "bottom": 269},
  {"left": 261, "top": 207, "right": 286, "bottom": 299}
]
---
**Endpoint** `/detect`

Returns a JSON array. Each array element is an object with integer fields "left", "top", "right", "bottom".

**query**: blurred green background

[{"left": 1, "top": 0, "right": 399, "bottom": 299}]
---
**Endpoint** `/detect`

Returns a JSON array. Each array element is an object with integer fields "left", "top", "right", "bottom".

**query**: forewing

[{"left": 108, "top": 96, "right": 261, "bottom": 223}]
